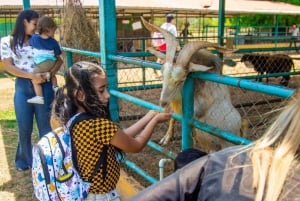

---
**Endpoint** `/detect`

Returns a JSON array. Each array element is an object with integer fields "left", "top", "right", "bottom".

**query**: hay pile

[{"left": 61, "top": 0, "right": 100, "bottom": 63}]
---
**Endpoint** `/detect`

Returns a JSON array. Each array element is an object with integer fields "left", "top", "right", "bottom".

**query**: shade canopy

[{"left": 1, "top": 0, "right": 300, "bottom": 16}]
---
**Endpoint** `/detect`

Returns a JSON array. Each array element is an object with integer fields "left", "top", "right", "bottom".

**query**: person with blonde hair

[{"left": 129, "top": 89, "right": 300, "bottom": 201}]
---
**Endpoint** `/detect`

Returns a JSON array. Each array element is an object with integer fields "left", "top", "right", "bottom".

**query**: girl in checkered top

[{"left": 52, "top": 61, "right": 172, "bottom": 201}]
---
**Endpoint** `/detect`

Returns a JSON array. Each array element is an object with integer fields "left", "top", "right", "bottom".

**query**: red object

[{"left": 158, "top": 43, "right": 167, "bottom": 51}]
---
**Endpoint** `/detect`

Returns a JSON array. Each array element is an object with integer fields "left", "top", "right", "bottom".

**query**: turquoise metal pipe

[
  {"left": 190, "top": 72, "right": 295, "bottom": 98},
  {"left": 119, "top": 52, "right": 153, "bottom": 57},
  {"left": 109, "top": 89, "right": 182, "bottom": 121},
  {"left": 65, "top": 51, "right": 73, "bottom": 68},
  {"left": 238, "top": 71, "right": 300, "bottom": 80},
  {"left": 111, "top": 83, "right": 251, "bottom": 147},
  {"left": 23, "top": 0, "right": 30, "bottom": 9},
  {"left": 109, "top": 55, "right": 162, "bottom": 70},
  {"left": 182, "top": 76, "right": 252, "bottom": 148},
  {"left": 62, "top": 47, "right": 101, "bottom": 58},
  {"left": 147, "top": 141, "right": 177, "bottom": 160},
  {"left": 100, "top": 0, "right": 119, "bottom": 122},
  {"left": 233, "top": 47, "right": 300, "bottom": 53},
  {"left": 118, "top": 84, "right": 162, "bottom": 92},
  {"left": 124, "top": 160, "right": 158, "bottom": 184},
  {"left": 181, "top": 77, "right": 194, "bottom": 150},
  {"left": 110, "top": 89, "right": 162, "bottom": 111},
  {"left": 218, "top": 0, "right": 225, "bottom": 47},
  {"left": 192, "top": 118, "right": 252, "bottom": 145},
  {"left": 109, "top": 90, "right": 178, "bottom": 158}
]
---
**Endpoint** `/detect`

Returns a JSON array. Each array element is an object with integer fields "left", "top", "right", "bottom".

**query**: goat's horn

[
  {"left": 189, "top": 62, "right": 213, "bottom": 72},
  {"left": 140, "top": 17, "right": 177, "bottom": 65},
  {"left": 147, "top": 47, "right": 166, "bottom": 60},
  {"left": 175, "top": 41, "right": 229, "bottom": 68}
]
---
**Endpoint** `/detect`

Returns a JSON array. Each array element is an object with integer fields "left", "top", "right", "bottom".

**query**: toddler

[{"left": 28, "top": 15, "right": 63, "bottom": 104}]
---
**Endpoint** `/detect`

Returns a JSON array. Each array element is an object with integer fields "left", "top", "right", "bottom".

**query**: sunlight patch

[{"left": 0, "top": 125, "right": 12, "bottom": 184}]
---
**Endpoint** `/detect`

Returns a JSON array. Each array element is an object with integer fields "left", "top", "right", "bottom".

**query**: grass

[
  {"left": 0, "top": 76, "right": 39, "bottom": 201},
  {"left": 0, "top": 73, "right": 67, "bottom": 200}
]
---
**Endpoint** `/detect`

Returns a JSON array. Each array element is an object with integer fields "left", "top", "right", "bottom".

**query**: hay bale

[{"left": 61, "top": 0, "right": 100, "bottom": 63}]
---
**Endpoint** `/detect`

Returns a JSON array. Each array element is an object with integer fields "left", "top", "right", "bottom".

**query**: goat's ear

[{"left": 188, "top": 62, "right": 212, "bottom": 72}]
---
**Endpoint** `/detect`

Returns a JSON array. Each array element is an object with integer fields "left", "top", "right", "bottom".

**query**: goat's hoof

[
  {"left": 159, "top": 136, "right": 171, "bottom": 145},
  {"left": 279, "top": 80, "right": 289, "bottom": 86}
]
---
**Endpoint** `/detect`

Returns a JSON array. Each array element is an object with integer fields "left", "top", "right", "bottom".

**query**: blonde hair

[{"left": 249, "top": 89, "right": 300, "bottom": 201}]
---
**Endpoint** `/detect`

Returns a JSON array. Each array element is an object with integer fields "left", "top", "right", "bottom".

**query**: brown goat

[
  {"left": 241, "top": 53, "right": 295, "bottom": 86},
  {"left": 141, "top": 17, "right": 245, "bottom": 152}
]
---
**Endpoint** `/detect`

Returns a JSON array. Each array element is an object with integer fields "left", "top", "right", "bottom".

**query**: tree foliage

[
  {"left": 274, "top": 0, "right": 299, "bottom": 5},
  {"left": 227, "top": 0, "right": 300, "bottom": 27}
]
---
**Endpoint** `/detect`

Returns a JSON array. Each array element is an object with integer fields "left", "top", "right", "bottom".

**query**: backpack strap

[
  {"left": 33, "top": 144, "right": 51, "bottom": 184},
  {"left": 53, "top": 133, "right": 68, "bottom": 175},
  {"left": 68, "top": 113, "right": 109, "bottom": 183},
  {"left": 87, "top": 145, "right": 108, "bottom": 183}
]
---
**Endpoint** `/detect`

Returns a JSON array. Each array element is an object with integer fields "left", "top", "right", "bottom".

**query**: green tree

[
  {"left": 274, "top": 0, "right": 299, "bottom": 5},
  {"left": 227, "top": 0, "right": 300, "bottom": 28}
]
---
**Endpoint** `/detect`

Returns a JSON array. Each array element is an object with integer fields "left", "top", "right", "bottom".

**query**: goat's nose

[{"left": 159, "top": 100, "right": 167, "bottom": 107}]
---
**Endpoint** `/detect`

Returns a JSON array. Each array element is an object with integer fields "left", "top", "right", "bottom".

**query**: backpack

[{"left": 32, "top": 114, "right": 108, "bottom": 201}]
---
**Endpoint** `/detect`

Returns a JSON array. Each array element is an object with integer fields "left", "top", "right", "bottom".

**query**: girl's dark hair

[
  {"left": 53, "top": 61, "right": 110, "bottom": 125},
  {"left": 11, "top": 9, "right": 39, "bottom": 52},
  {"left": 37, "top": 16, "right": 57, "bottom": 34}
]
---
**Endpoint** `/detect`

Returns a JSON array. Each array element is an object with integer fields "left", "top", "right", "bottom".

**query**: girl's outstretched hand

[{"left": 153, "top": 109, "right": 172, "bottom": 123}]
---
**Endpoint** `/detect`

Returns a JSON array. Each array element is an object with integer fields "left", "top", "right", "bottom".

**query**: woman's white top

[{"left": 0, "top": 35, "right": 35, "bottom": 73}]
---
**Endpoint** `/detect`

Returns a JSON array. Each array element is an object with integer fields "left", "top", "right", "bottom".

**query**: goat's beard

[{"left": 160, "top": 87, "right": 182, "bottom": 107}]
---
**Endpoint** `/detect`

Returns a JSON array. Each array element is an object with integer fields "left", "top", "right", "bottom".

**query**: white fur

[{"left": 160, "top": 49, "right": 244, "bottom": 153}]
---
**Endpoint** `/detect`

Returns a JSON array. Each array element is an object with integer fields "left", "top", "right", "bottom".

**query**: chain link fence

[{"left": 115, "top": 50, "right": 300, "bottom": 186}]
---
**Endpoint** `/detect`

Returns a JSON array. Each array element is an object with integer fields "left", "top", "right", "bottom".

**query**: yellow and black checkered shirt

[{"left": 71, "top": 117, "right": 120, "bottom": 194}]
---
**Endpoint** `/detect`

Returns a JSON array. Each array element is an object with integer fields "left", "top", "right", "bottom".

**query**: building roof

[{"left": 1, "top": 0, "right": 300, "bottom": 16}]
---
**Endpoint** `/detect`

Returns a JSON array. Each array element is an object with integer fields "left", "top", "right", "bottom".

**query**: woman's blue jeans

[{"left": 14, "top": 78, "right": 53, "bottom": 169}]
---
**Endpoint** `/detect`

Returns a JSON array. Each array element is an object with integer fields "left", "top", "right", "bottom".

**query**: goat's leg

[
  {"left": 280, "top": 75, "right": 290, "bottom": 86},
  {"left": 256, "top": 72, "right": 263, "bottom": 82},
  {"left": 159, "top": 98, "right": 181, "bottom": 145},
  {"left": 259, "top": 72, "right": 264, "bottom": 82},
  {"left": 159, "top": 118, "right": 175, "bottom": 145}
]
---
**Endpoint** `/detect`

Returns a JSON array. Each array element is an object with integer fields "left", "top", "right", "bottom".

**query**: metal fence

[{"left": 62, "top": 45, "right": 298, "bottom": 185}]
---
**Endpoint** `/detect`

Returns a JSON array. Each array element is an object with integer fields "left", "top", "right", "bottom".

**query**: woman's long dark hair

[{"left": 11, "top": 9, "right": 39, "bottom": 53}]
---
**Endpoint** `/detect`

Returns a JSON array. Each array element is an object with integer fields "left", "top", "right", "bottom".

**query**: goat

[
  {"left": 241, "top": 53, "right": 295, "bottom": 86},
  {"left": 141, "top": 17, "right": 245, "bottom": 152}
]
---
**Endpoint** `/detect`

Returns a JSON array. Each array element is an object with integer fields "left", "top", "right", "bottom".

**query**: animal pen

[
  {"left": 2, "top": 0, "right": 300, "bottom": 196},
  {"left": 60, "top": 0, "right": 299, "bottom": 187}
]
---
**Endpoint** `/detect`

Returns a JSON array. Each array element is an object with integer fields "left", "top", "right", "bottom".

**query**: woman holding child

[{"left": 0, "top": 10, "right": 57, "bottom": 171}]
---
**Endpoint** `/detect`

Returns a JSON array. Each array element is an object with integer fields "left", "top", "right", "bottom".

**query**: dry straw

[{"left": 61, "top": 0, "right": 100, "bottom": 63}]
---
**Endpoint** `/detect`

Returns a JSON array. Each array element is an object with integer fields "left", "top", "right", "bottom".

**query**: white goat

[{"left": 141, "top": 17, "right": 245, "bottom": 152}]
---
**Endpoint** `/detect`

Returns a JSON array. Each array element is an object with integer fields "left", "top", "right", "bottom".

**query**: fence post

[
  {"left": 99, "top": 0, "right": 119, "bottom": 122},
  {"left": 22, "top": 0, "right": 30, "bottom": 9},
  {"left": 181, "top": 76, "right": 194, "bottom": 150},
  {"left": 65, "top": 51, "right": 73, "bottom": 68}
]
